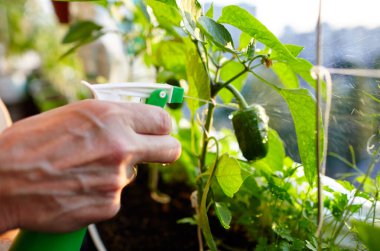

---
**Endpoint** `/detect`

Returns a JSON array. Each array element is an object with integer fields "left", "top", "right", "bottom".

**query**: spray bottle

[{"left": 9, "top": 81, "right": 184, "bottom": 251}]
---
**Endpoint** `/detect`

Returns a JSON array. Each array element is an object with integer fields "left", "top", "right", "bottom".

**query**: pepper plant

[{"left": 58, "top": 0, "right": 380, "bottom": 250}]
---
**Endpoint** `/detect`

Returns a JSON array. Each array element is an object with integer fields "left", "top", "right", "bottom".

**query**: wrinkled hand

[{"left": 0, "top": 100, "right": 181, "bottom": 233}]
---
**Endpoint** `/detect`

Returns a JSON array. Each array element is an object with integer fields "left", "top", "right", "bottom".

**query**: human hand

[{"left": 0, "top": 100, "right": 181, "bottom": 233}]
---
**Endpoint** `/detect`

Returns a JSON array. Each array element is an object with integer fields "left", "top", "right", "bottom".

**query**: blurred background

[
  {"left": 0, "top": 0, "right": 379, "bottom": 178},
  {"left": 200, "top": 0, "right": 380, "bottom": 179}
]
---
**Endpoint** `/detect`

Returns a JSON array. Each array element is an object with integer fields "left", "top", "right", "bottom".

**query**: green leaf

[
  {"left": 184, "top": 39, "right": 210, "bottom": 115},
  {"left": 290, "top": 58, "right": 317, "bottom": 89},
  {"left": 178, "top": 0, "right": 202, "bottom": 40},
  {"left": 336, "top": 180, "right": 355, "bottom": 191},
  {"left": 147, "top": 0, "right": 182, "bottom": 26},
  {"left": 179, "top": 0, "right": 202, "bottom": 19},
  {"left": 214, "top": 202, "right": 232, "bottom": 229},
  {"left": 218, "top": 5, "right": 296, "bottom": 63},
  {"left": 272, "top": 62, "right": 299, "bottom": 88},
  {"left": 216, "top": 154, "right": 244, "bottom": 198},
  {"left": 271, "top": 44, "right": 305, "bottom": 88},
  {"left": 152, "top": 41, "right": 187, "bottom": 76},
  {"left": 60, "top": 31, "right": 104, "bottom": 59},
  {"left": 205, "top": 2, "right": 214, "bottom": 18},
  {"left": 197, "top": 16, "right": 234, "bottom": 51},
  {"left": 219, "top": 61, "right": 247, "bottom": 103},
  {"left": 278, "top": 88, "right": 322, "bottom": 185},
  {"left": 153, "top": 0, "right": 178, "bottom": 7},
  {"left": 239, "top": 32, "right": 252, "bottom": 50},
  {"left": 355, "top": 221, "right": 380, "bottom": 251},
  {"left": 62, "top": 20, "right": 102, "bottom": 44},
  {"left": 271, "top": 44, "right": 304, "bottom": 59},
  {"left": 254, "top": 129, "right": 285, "bottom": 172},
  {"left": 177, "top": 217, "right": 197, "bottom": 225}
]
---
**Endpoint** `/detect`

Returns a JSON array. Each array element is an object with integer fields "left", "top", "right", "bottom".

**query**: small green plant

[{"left": 58, "top": 0, "right": 380, "bottom": 250}]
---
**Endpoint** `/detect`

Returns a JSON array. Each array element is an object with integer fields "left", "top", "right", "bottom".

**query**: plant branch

[
  {"left": 250, "top": 71, "right": 280, "bottom": 91},
  {"left": 331, "top": 145, "right": 380, "bottom": 243},
  {"left": 199, "top": 101, "right": 216, "bottom": 172},
  {"left": 316, "top": 75, "right": 323, "bottom": 239},
  {"left": 212, "top": 68, "right": 248, "bottom": 96},
  {"left": 199, "top": 136, "right": 220, "bottom": 251},
  {"left": 225, "top": 84, "right": 249, "bottom": 110},
  {"left": 194, "top": 40, "right": 214, "bottom": 86}
]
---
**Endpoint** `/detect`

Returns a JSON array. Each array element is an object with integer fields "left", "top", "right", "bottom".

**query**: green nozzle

[
  {"left": 146, "top": 86, "right": 184, "bottom": 108},
  {"left": 170, "top": 86, "right": 184, "bottom": 104}
]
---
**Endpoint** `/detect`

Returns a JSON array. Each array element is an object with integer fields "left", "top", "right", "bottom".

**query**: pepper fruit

[{"left": 232, "top": 104, "right": 269, "bottom": 161}]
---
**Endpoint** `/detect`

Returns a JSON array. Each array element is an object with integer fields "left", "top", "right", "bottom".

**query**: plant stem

[
  {"left": 315, "top": 77, "right": 323, "bottom": 241},
  {"left": 212, "top": 68, "right": 248, "bottom": 96},
  {"left": 194, "top": 40, "right": 214, "bottom": 86},
  {"left": 196, "top": 100, "right": 215, "bottom": 249},
  {"left": 199, "top": 137, "right": 220, "bottom": 251},
  {"left": 331, "top": 146, "right": 380, "bottom": 243},
  {"left": 225, "top": 84, "right": 249, "bottom": 110},
  {"left": 250, "top": 71, "right": 279, "bottom": 91},
  {"left": 199, "top": 101, "right": 216, "bottom": 172},
  {"left": 373, "top": 190, "right": 379, "bottom": 227}
]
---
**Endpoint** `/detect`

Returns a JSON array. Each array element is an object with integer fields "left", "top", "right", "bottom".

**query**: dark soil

[
  {"left": 90, "top": 166, "right": 199, "bottom": 251},
  {"left": 82, "top": 166, "right": 253, "bottom": 251}
]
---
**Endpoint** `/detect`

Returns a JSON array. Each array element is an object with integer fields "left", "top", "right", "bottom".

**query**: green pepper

[{"left": 232, "top": 104, "right": 269, "bottom": 161}]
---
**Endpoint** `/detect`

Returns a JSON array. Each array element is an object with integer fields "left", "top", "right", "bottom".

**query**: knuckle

[
  {"left": 80, "top": 99, "right": 116, "bottom": 117},
  {"left": 107, "top": 139, "right": 128, "bottom": 163},
  {"left": 103, "top": 174, "right": 127, "bottom": 192},
  {"left": 157, "top": 110, "right": 172, "bottom": 134},
  {"left": 80, "top": 99, "right": 102, "bottom": 110},
  {"left": 103, "top": 203, "right": 121, "bottom": 219}
]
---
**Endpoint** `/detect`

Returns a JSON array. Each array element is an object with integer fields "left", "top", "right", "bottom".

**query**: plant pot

[{"left": 51, "top": 1, "right": 70, "bottom": 24}]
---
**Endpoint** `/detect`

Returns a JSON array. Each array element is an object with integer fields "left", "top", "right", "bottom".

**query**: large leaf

[
  {"left": 270, "top": 44, "right": 318, "bottom": 91},
  {"left": 271, "top": 45, "right": 317, "bottom": 90},
  {"left": 218, "top": 5, "right": 296, "bottom": 63},
  {"left": 146, "top": 0, "right": 182, "bottom": 26},
  {"left": 153, "top": 0, "right": 178, "bottom": 6},
  {"left": 61, "top": 20, "right": 104, "bottom": 58},
  {"left": 290, "top": 58, "right": 317, "bottom": 89},
  {"left": 272, "top": 62, "right": 299, "bottom": 88},
  {"left": 254, "top": 129, "right": 285, "bottom": 172},
  {"left": 239, "top": 32, "right": 252, "bottom": 50},
  {"left": 61, "top": 32, "right": 104, "bottom": 59},
  {"left": 271, "top": 44, "right": 304, "bottom": 59},
  {"left": 216, "top": 154, "right": 244, "bottom": 198},
  {"left": 205, "top": 2, "right": 214, "bottom": 18},
  {"left": 185, "top": 40, "right": 210, "bottom": 115},
  {"left": 179, "top": 0, "right": 202, "bottom": 19},
  {"left": 197, "top": 16, "right": 234, "bottom": 51},
  {"left": 219, "top": 61, "right": 247, "bottom": 103},
  {"left": 62, "top": 20, "right": 102, "bottom": 44},
  {"left": 152, "top": 41, "right": 187, "bottom": 76},
  {"left": 278, "top": 88, "right": 322, "bottom": 184},
  {"left": 355, "top": 221, "right": 380, "bottom": 251},
  {"left": 214, "top": 202, "right": 232, "bottom": 229},
  {"left": 178, "top": 0, "right": 202, "bottom": 40}
]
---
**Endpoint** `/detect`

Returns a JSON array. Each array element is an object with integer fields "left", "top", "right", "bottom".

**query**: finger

[
  {"left": 117, "top": 103, "right": 172, "bottom": 135},
  {"left": 29, "top": 194, "right": 121, "bottom": 232},
  {"left": 133, "top": 134, "right": 181, "bottom": 163}
]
